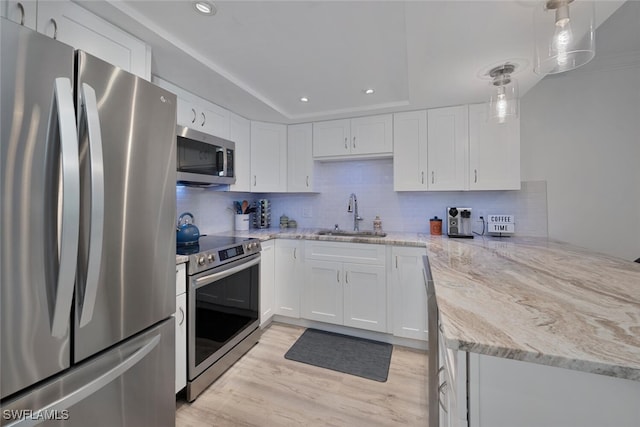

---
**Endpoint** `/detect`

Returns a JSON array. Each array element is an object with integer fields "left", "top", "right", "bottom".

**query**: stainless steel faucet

[{"left": 347, "top": 193, "right": 363, "bottom": 231}]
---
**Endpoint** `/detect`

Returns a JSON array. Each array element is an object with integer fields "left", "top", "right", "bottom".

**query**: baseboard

[{"left": 269, "top": 315, "right": 427, "bottom": 351}]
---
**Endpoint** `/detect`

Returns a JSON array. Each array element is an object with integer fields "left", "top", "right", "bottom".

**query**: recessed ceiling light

[
  {"left": 300, "top": 97, "right": 309, "bottom": 103},
  {"left": 193, "top": 1, "right": 216, "bottom": 16},
  {"left": 364, "top": 88, "right": 375, "bottom": 95}
]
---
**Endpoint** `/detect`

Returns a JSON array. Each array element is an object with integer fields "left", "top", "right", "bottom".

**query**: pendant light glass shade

[
  {"left": 534, "top": 0, "right": 595, "bottom": 75},
  {"left": 487, "top": 64, "right": 519, "bottom": 124}
]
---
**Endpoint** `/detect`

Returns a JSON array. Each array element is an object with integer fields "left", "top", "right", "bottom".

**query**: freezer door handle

[
  {"left": 77, "top": 83, "right": 105, "bottom": 328},
  {"left": 3, "top": 334, "right": 161, "bottom": 427},
  {"left": 49, "top": 78, "right": 80, "bottom": 339}
]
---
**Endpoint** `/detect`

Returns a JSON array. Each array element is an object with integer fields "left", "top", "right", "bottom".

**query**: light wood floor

[{"left": 176, "top": 323, "right": 428, "bottom": 427}]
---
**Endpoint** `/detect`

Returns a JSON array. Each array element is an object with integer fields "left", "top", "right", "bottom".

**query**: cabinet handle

[
  {"left": 395, "top": 256, "right": 398, "bottom": 269},
  {"left": 50, "top": 18, "right": 58, "bottom": 40},
  {"left": 306, "top": 176, "right": 309, "bottom": 187},
  {"left": 345, "top": 271, "right": 349, "bottom": 284},
  {"left": 352, "top": 136, "right": 356, "bottom": 149},
  {"left": 293, "top": 248, "right": 297, "bottom": 260},
  {"left": 337, "top": 271, "right": 340, "bottom": 283},
  {"left": 178, "top": 307, "right": 185, "bottom": 326},
  {"left": 17, "top": 2, "right": 25, "bottom": 26},
  {"left": 200, "top": 112, "right": 206, "bottom": 126},
  {"left": 253, "top": 175, "right": 257, "bottom": 186},
  {"left": 421, "top": 171, "right": 424, "bottom": 184},
  {"left": 474, "top": 169, "right": 478, "bottom": 183},
  {"left": 344, "top": 137, "right": 348, "bottom": 150},
  {"left": 190, "top": 108, "right": 196, "bottom": 124},
  {"left": 431, "top": 171, "right": 435, "bottom": 184},
  {"left": 439, "top": 380, "right": 448, "bottom": 413}
]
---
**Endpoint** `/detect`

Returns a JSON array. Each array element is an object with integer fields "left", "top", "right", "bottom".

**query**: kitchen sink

[{"left": 315, "top": 230, "right": 387, "bottom": 238}]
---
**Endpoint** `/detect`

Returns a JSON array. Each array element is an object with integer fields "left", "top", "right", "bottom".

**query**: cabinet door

[
  {"left": 274, "top": 240, "right": 302, "bottom": 318},
  {"left": 468, "top": 103, "right": 521, "bottom": 190},
  {"left": 312, "top": 119, "right": 351, "bottom": 157},
  {"left": 200, "top": 103, "right": 230, "bottom": 139},
  {"left": 343, "top": 263, "right": 386, "bottom": 332},
  {"left": 287, "top": 123, "right": 314, "bottom": 192},
  {"left": 260, "top": 241, "right": 275, "bottom": 326},
  {"left": 175, "top": 292, "right": 187, "bottom": 393},
  {"left": 350, "top": 114, "right": 393, "bottom": 156},
  {"left": 391, "top": 247, "right": 428, "bottom": 341},
  {"left": 250, "top": 121, "right": 287, "bottom": 192},
  {"left": 36, "top": 0, "right": 150, "bottom": 79},
  {"left": 1, "top": 0, "right": 37, "bottom": 29},
  {"left": 427, "top": 106, "right": 468, "bottom": 191},
  {"left": 302, "top": 260, "right": 343, "bottom": 325},
  {"left": 229, "top": 112, "right": 252, "bottom": 192},
  {"left": 176, "top": 97, "right": 197, "bottom": 128},
  {"left": 393, "top": 111, "right": 428, "bottom": 191}
]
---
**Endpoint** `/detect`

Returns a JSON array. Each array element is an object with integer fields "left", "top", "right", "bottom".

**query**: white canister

[{"left": 235, "top": 214, "right": 250, "bottom": 231}]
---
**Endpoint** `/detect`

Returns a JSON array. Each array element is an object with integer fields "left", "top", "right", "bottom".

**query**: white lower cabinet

[
  {"left": 390, "top": 247, "right": 428, "bottom": 341},
  {"left": 175, "top": 263, "right": 187, "bottom": 394},
  {"left": 468, "top": 353, "right": 640, "bottom": 427},
  {"left": 274, "top": 240, "right": 303, "bottom": 318},
  {"left": 260, "top": 240, "right": 275, "bottom": 325},
  {"left": 302, "top": 241, "right": 386, "bottom": 333}
]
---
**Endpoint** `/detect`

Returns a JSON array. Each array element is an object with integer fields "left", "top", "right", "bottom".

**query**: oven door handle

[{"left": 194, "top": 255, "right": 261, "bottom": 289}]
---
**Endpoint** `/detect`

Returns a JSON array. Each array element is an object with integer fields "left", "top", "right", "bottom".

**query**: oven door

[{"left": 188, "top": 253, "right": 260, "bottom": 380}]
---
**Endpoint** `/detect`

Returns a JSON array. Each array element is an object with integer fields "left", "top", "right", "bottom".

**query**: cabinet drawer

[
  {"left": 305, "top": 241, "right": 385, "bottom": 265},
  {"left": 176, "top": 263, "right": 186, "bottom": 295}
]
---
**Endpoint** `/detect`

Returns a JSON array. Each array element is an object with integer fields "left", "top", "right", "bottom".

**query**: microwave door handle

[
  {"left": 194, "top": 255, "right": 261, "bottom": 289},
  {"left": 77, "top": 83, "right": 105, "bottom": 327},
  {"left": 49, "top": 78, "right": 80, "bottom": 338}
]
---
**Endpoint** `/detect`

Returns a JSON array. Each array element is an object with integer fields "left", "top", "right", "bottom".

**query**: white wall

[
  {"left": 178, "top": 158, "right": 549, "bottom": 238},
  {"left": 520, "top": 0, "right": 640, "bottom": 260}
]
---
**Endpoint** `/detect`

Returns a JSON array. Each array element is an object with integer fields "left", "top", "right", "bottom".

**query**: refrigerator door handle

[
  {"left": 3, "top": 334, "right": 161, "bottom": 427},
  {"left": 49, "top": 78, "right": 80, "bottom": 339},
  {"left": 77, "top": 83, "right": 105, "bottom": 327}
]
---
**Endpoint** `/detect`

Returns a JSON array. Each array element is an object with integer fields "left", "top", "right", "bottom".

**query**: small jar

[
  {"left": 430, "top": 216, "right": 442, "bottom": 235},
  {"left": 373, "top": 215, "right": 382, "bottom": 232}
]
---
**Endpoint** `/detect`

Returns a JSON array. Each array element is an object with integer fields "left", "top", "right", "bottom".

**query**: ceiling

[{"left": 78, "top": 0, "right": 625, "bottom": 123}]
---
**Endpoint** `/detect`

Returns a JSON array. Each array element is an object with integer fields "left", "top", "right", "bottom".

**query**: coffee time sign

[{"left": 487, "top": 214, "right": 515, "bottom": 235}]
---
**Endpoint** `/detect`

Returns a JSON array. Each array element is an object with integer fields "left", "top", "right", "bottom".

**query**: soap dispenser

[{"left": 373, "top": 215, "right": 382, "bottom": 232}]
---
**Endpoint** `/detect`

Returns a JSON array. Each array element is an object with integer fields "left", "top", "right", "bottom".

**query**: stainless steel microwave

[{"left": 176, "top": 126, "right": 235, "bottom": 186}]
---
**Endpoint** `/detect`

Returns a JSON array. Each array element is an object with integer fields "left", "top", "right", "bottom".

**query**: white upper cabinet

[
  {"left": 229, "top": 112, "right": 251, "bottom": 192},
  {"left": 250, "top": 121, "right": 287, "bottom": 192},
  {"left": 2, "top": 0, "right": 37, "bottom": 29},
  {"left": 313, "top": 114, "right": 392, "bottom": 159},
  {"left": 154, "top": 77, "right": 230, "bottom": 139},
  {"left": 36, "top": 0, "right": 151, "bottom": 80},
  {"left": 393, "top": 110, "right": 428, "bottom": 191},
  {"left": 427, "top": 105, "right": 469, "bottom": 191},
  {"left": 468, "top": 103, "right": 521, "bottom": 190},
  {"left": 313, "top": 119, "right": 351, "bottom": 157},
  {"left": 287, "top": 123, "right": 314, "bottom": 192}
]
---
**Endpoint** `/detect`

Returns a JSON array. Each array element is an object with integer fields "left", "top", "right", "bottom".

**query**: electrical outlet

[{"left": 302, "top": 207, "right": 312, "bottom": 218}]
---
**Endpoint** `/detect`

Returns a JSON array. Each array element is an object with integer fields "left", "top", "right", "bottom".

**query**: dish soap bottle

[{"left": 373, "top": 215, "right": 382, "bottom": 232}]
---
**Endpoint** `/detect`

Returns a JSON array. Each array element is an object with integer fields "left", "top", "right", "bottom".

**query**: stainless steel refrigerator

[{"left": 1, "top": 18, "right": 176, "bottom": 426}]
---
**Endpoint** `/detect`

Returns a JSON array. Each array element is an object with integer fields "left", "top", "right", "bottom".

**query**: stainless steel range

[{"left": 178, "top": 235, "right": 262, "bottom": 402}]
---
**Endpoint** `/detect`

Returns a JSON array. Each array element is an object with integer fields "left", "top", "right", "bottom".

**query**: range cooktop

[{"left": 177, "top": 235, "right": 261, "bottom": 275}]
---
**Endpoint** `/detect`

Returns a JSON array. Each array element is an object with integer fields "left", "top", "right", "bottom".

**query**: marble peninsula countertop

[
  {"left": 177, "top": 228, "right": 640, "bottom": 381},
  {"left": 426, "top": 236, "right": 640, "bottom": 382}
]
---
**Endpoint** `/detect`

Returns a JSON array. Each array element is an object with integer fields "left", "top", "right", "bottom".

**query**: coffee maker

[{"left": 447, "top": 207, "right": 473, "bottom": 238}]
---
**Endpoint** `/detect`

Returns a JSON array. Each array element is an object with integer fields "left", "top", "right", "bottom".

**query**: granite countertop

[
  {"left": 176, "top": 254, "right": 189, "bottom": 264},
  {"left": 226, "top": 227, "right": 432, "bottom": 248},
  {"left": 426, "top": 236, "right": 640, "bottom": 382}
]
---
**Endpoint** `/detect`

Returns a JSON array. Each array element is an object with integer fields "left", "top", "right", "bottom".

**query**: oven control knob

[
  {"left": 207, "top": 254, "right": 215, "bottom": 263},
  {"left": 250, "top": 242, "right": 258, "bottom": 250},
  {"left": 198, "top": 256, "right": 205, "bottom": 266}
]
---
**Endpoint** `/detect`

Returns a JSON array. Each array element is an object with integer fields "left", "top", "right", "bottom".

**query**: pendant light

[
  {"left": 534, "top": 0, "right": 595, "bottom": 75},
  {"left": 487, "top": 64, "right": 518, "bottom": 124}
]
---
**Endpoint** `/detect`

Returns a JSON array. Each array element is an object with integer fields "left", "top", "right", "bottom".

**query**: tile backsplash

[{"left": 177, "top": 159, "right": 548, "bottom": 237}]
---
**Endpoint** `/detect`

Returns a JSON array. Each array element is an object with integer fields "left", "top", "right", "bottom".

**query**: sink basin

[{"left": 316, "top": 230, "right": 387, "bottom": 238}]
